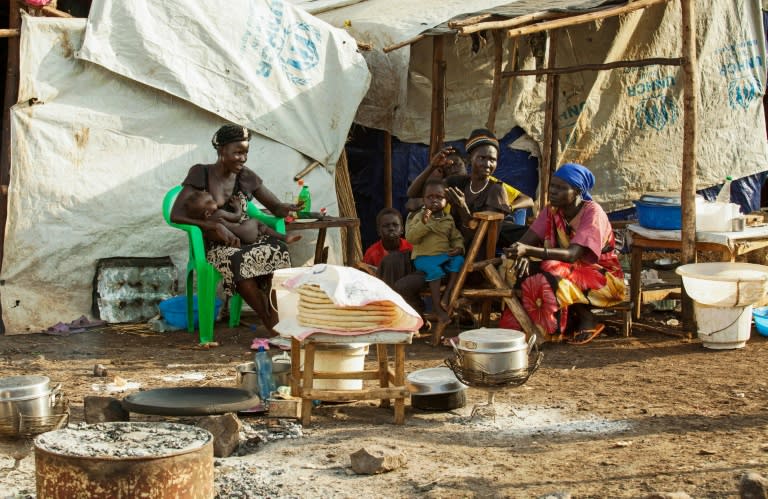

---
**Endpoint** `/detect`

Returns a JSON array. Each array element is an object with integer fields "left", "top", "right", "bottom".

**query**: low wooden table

[
  {"left": 286, "top": 217, "right": 360, "bottom": 266},
  {"left": 628, "top": 224, "right": 768, "bottom": 319},
  {"left": 287, "top": 331, "right": 414, "bottom": 426}
]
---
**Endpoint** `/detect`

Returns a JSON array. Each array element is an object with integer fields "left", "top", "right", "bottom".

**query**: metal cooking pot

[
  {"left": 456, "top": 328, "right": 536, "bottom": 374},
  {"left": 236, "top": 362, "right": 291, "bottom": 394},
  {"left": 0, "top": 375, "right": 60, "bottom": 420},
  {"left": 407, "top": 367, "right": 468, "bottom": 411}
]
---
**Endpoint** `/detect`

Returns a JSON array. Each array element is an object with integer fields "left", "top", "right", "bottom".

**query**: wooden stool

[{"left": 288, "top": 331, "right": 413, "bottom": 426}]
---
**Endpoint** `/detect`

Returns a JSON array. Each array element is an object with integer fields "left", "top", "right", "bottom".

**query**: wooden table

[
  {"left": 628, "top": 224, "right": 768, "bottom": 319},
  {"left": 287, "top": 331, "right": 413, "bottom": 426},
  {"left": 286, "top": 217, "right": 360, "bottom": 266}
]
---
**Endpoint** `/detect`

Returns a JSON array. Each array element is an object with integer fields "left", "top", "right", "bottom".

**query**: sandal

[{"left": 568, "top": 323, "right": 605, "bottom": 345}]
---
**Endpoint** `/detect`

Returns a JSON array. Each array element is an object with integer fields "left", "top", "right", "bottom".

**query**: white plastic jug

[{"left": 696, "top": 202, "right": 740, "bottom": 232}]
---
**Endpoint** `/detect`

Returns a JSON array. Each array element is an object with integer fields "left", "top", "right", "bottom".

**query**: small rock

[
  {"left": 538, "top": 493, "right": 571, "bottom": 499},
  {"left": 83, "top": 396, "right": 129, "bottom": 423},
  {"left": 93, "top": 364, "right": 108, "bottom": 377},
  {"left": 698, "top": 449, "right": 717, "bottom": 455},
  {"left": 740, "top": 471, "right": 768, "bottom": 499},
  {"left": 611, "top": 440, "right": 633, "bottom": 448},
  {"left": 349, "top": 446, "right": 407, "bottom": 475},
  {"left": 197, "top": 413, "right": 242, "bottom": 458}
]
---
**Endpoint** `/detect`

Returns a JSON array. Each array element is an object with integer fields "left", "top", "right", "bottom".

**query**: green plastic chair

[{"left": 162, "top": 185, "right": 286, "bottom": 343}]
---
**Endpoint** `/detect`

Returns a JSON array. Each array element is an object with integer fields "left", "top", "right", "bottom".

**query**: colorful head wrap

[
  {"left": 465, "top": 128, "right": 499, "bottom": 154},
  {"left": 553, "top": 163, "right": 595, "bottom": 201},
  {"left": 212, "top": 124, "right": 251, "bottom": 149}
]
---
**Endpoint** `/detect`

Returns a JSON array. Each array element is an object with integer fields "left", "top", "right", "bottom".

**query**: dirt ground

[{"left": 1, "top": 308, "right": 767, "bottom": 499}]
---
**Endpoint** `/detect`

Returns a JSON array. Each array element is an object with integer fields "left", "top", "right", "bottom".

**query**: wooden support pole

[
  {"left": 538, "top": 30, "right": 559, "bottom": 210},
  {"left": 680, "top": 0, "right": 699, "bottom": 326},
  {"left": 482, "top": 264, "right": 538, "bottom": 341},
  {"left": 1, "top": 1, "right": 21, "bottom": 278},
  {"left": 383, "top": 131, "right": 393, "bottom": 208},
  {"left": 428, "top": 35, "right": 447, "bottom": 159},
  {"left": 0, "top": 29, "right": 21, "bottom": 38},
  {"left": 459, "top": 10, "right": 569, "bottom": 35},
  {"left": 506, "top": 0, "right": 670, "bottom": 39},
  {"left": 41, "top": 6, "right": 73, "bottom": 18},
  {"left": 502, "top": 57, "right": 684, "bottom": 77},
  {"left": 448, "top": 13, "right": 497, "bottom": 29},
  {"left": 486, "top": 30, "right": 504, "bottom": 134},
  {"left": 383, "top": 33, "right": 427, "bottom": 54}
]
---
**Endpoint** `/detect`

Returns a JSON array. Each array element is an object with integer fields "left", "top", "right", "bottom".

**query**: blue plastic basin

[
  {"left": 158, "top": 295, "right": 222, "bottom": 329},
  {"left": 753, "top": 306, "right": 768, "bottom": 337},
  {"left": 633, "top": 201, "right": 681, "bottom": 230}
]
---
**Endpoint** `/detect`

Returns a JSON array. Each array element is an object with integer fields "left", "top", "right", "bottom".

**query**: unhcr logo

[{"left": 634, "top": 95, "right": 679, "bottom": 131}]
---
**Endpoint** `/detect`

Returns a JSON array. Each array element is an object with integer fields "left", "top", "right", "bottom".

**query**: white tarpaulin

[
  {"left": 77, "top": 0, "right": 371, "bottom": 167},
  {"left": 1, "top": 15, "right": 349, "bottom": 333},
  {"left": 314, "top": 0, "right": 767, "bottom": 211}
]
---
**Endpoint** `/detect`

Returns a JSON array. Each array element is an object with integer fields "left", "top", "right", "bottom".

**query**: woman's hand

[
  {"left": 505, "top": 243, "right": 531, "bottom": 278},
  {"left": 429, "top": 146, "right": 456, "bottom": 173},
  {"left": 445, "top": 187, "right": 470, "bottom": 215}
]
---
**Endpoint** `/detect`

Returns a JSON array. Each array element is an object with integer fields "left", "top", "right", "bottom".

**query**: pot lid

[
  {"left": 406, "top": 367, "right": 467, "bottom": 395},
  {"left": 457, "top": 328, "right": 527, "bottom": 352},
  {"left": 0, "top": 375, "right": 50, "bottom": 400}
]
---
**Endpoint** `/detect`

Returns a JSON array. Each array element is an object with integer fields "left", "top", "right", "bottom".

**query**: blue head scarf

[{"left": 553, "top": 163, "right": 595, "bottom": 201}]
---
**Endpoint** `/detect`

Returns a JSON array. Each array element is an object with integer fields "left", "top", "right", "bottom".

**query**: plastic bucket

[
  {"left": 299, "top": 344, "right": 369, "bottom": 391},
  {"left": 271, "top": 268, "right": 310, "bottom": 321},
  {"left": 158, "top": 295, "right": 222, "bottom": 329},
  {"left": 693, "top": 302, "right": 752, "bottom": 349}
]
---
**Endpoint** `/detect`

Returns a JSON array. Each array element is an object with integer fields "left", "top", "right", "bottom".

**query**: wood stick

[
  {"left": 459, "top": 10, "right": 569, "bottom": 35},
  {"left": 384, "top": 131, "right": 392, "bottom": 208},
  {"left": 539, "top": 30, "right": 559, "bottom": 210},
  {"left": 383, "top": 33, "right": 427, "bottom": 53},
  {"left": 506, "top": 0, "right": 670, "bottom": 39},
  {"left": 293, "top": 160, "right": 322, "bottom": 181},
  {"left": 486, "top": 30, "right": 504, "bottom": 133},
  {"left": 448, "top": 13, "right": 498, "bottom": 29},
  {"left": 629, "top": 321, "right": 693, "bottom": 339},
  {"left": 302, "top": 387, "right": 410, "bottom": 401},
  {"left": 501, "top": 57, "right": 683, "bottom": 77},
  {"left": 482, "top": 265, "right": 538, "bottom": 340},
  {"left": 461, "top": 288, "right": 515, "bottom": 298},
  {"left": 0, "top": 29, "right": 20, "bottom": 39},
  {"left": 41, "top": 6, "right": 73, "bottom": 18},
  {"left": 428, "top": 35, "right": 447, "bottom": 158},
  {"left": 680, "top": 0, "right": 698, "bottom": 327}
]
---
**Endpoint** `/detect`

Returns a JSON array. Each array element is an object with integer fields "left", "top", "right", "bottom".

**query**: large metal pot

[
  {"left": 236, "top": 361, "right": 291, "bottom": 394},
  {"left": 407, "top": 367, "right": 467, "bottom": 411},
  {"left": 0, "top": 375, "right": 59, "bottom": 421},
  {"left": 456, "top": 328, "right": 535, "bottom": 374}
]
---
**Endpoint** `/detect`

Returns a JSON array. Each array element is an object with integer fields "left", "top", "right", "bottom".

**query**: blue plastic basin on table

[
  {"left": 753, "top": 306, "right": 768, "bottom": 337},
  {"left": 158, "top": 295, "right": 222, "bottom": 329},
  {"left": 633, "top": 201, "right": 682, "bottom": 230}
]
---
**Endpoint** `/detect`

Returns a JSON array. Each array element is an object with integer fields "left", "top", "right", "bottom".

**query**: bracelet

[{"left": 543, "top": 247, "right": 549, "bottom": 259}]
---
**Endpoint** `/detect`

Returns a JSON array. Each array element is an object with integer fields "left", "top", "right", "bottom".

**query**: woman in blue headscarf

[{"left": 501, "top": 163, "right": 626, "bottom": 344}]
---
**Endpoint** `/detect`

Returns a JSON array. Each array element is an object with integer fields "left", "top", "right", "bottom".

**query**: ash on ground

[
  {"left": 236, "top": 419, "right": 303, "bottom": 456},
  {"left": 214, "top": 462, "right": 297, "bottom": 499}
]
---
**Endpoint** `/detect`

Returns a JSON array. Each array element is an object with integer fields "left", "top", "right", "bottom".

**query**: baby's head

[
  {"left": 423, "top": 178, "right": 447, "bottom": 213},
  {"left": 376, "top": 208, "right": 404, "bottom": 243},
  {"left": 444, "top": 152, "right": 467, "bottom": 177},
  {"left": 184, "top": 191, "right": 218, "bottom": 220}
]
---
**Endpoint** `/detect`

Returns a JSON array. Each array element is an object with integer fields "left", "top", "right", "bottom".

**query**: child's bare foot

[
  {"left": 285, "top": 234, "right": 302, "bottom": 244},
  {"left": 436, "top": 307, "right": 451, "bottom": 325}
]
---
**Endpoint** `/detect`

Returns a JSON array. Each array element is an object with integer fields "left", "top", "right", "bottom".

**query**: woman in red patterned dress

[{"left": 501, "top": 163, "right": 626, "bottom": 344}]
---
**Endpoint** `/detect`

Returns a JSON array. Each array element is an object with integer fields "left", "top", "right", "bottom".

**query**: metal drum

[{"left": 34, "top": 422, "right": 213, "bottom": 499}]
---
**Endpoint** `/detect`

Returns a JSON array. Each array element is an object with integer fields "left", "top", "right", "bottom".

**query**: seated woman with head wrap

[
  {"left": 171, "top": 124, "right": 303, "bottom": 335},
  {"left": 500, "top": 163, "right": 626, "bottom": 345}
]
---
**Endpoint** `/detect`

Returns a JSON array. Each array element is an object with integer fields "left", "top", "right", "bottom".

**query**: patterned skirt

[{"left": 206, "top": 235, "right": 292, "bottom": 296}]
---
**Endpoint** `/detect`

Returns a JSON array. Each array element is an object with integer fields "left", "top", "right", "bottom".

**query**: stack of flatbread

[{"left": 297, "top": 284, "right": 404, "bottom": 331}]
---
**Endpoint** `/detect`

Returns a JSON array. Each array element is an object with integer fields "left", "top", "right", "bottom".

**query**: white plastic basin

[{"left": 675, "top": 262, "right": 768, "bottom": 307}]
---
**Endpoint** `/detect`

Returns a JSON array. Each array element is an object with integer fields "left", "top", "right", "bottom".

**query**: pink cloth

[{"left": 529, "top": 201, "right": 611, "bottom": 264}]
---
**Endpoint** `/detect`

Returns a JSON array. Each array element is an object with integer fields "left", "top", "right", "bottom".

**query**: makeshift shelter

[
  {"left": 0, "top": 0, "right": 370, "bottom": 333},
  {"left": 303, "top": 0, "right": 767, "bottom": 239}
]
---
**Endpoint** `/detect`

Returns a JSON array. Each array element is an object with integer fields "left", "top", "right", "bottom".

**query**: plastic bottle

[
  {"left": 254, "top": 345, "right": 275, "bottom": 407},
  {"left": 716, "top": 176, "right": 733, "bottom": 204},
  {"left": 297, "top": 179, "right": 311, "bottom": 214}
]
